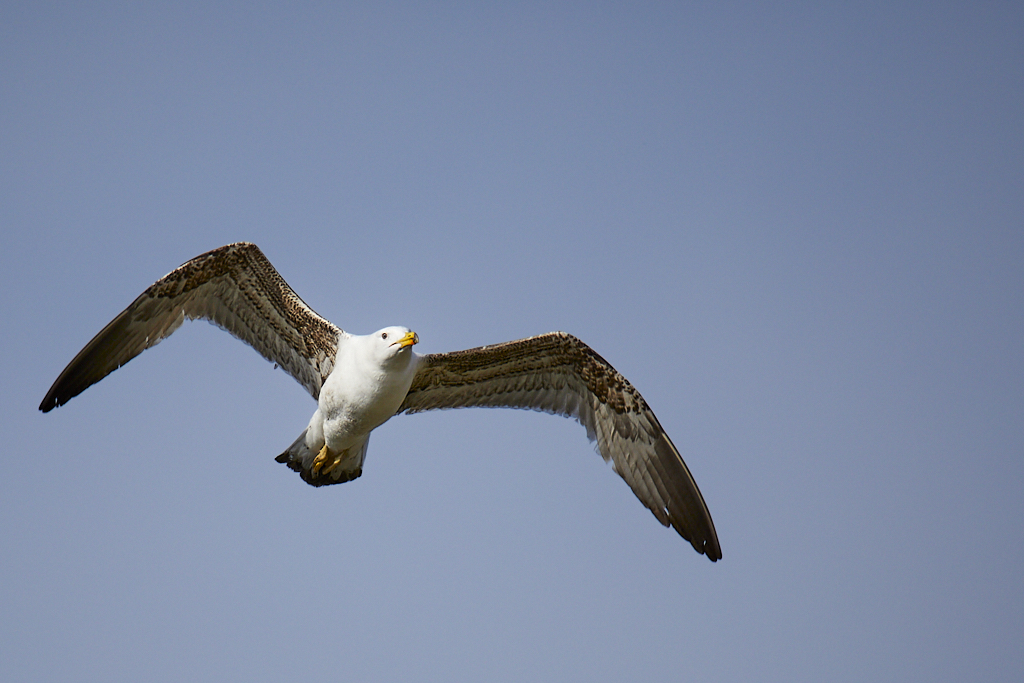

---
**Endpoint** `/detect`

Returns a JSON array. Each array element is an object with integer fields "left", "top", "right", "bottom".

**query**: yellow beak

[{"left": 394, "top": 330, "right": 419, "bottom": 349}]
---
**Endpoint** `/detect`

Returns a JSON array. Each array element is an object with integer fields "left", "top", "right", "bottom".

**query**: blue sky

[{"left": 2, "top": 3, "right": 1022, "bottom": 681}]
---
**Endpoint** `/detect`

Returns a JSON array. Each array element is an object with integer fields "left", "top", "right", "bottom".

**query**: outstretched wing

[
  {"left": 399, "top": 332, "right": 721, "bottom": 561},
  {"left": 40, "top": 242, "right": 342, "bottom": 411}
]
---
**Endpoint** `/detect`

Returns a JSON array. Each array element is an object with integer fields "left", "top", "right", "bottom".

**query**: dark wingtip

[
  {"left": 694, "top": 528, "right": 722, "bottom": 562},
  {"left": 40, "top": 379, "right": 80, "bottom": 413},
  {"left": 39, "top": 392, "right": 58, "bottom": 413}
]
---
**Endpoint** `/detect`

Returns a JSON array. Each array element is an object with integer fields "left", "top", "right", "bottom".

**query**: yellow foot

[{"left": 311, "top": 444, "right": 330, "bottom": 477}]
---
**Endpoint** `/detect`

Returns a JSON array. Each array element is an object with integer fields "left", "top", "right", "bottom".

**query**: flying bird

[{"left": 40, "top": 243, "right": 721, "bottom": 561}]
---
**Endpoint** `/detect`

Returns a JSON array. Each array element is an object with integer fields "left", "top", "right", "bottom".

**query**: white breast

[{"left": 317, "top": 334, "right": 419, "bottom": 451}]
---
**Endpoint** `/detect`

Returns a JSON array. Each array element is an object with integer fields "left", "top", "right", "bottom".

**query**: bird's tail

[
  {"left": 275, "top": 429, "right": 312, "bottom": 470},
  {"left": 275, "top": 429, "right": 367, "bottom": 487}
]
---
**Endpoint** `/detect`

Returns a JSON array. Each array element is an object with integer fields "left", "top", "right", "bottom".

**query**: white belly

[{"left": 316, "top": 346, "right": 418, "bottom": 452}]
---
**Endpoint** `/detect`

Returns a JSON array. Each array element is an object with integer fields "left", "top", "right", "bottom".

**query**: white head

[{"left": 365, "top": 326, "right": 419, "bottom": 367}]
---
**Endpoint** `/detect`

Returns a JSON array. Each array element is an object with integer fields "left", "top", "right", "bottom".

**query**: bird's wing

[
  {"left": 40, "top": 242, "right": 342, "bottom": 411},
  {"left": 399, "top": 331, "right": 721, "bottom": 561}
]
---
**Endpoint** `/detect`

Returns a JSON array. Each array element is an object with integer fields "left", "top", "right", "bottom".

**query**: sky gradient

[{"left": 2, "top": 3, "right": 1022, "bottom": 682}]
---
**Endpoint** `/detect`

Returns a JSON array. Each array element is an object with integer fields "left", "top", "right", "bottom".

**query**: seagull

[{"left": 40, "top": 243, "right": 721, "bottom": 561}]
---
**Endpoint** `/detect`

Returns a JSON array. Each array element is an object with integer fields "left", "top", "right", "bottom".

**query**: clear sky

[{"left": 2, "top": 3, "right": 1021, "bottom": 682}]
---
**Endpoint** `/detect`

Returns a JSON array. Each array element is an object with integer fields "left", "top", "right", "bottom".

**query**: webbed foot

[{"left": 311, "top": 444, "right": 330, "bottom": 477}]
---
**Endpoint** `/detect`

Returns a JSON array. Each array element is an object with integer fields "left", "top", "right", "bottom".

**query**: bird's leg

[{"left": 311, "top": 444, "right": 331, "bottom": 477}]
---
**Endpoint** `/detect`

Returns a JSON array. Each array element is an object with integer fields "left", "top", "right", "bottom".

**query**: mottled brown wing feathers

[
  {"left": 39, "top": 242, "right": 341, "bottom": 411},
  {"left": 399, "top": 332, "right": 722, "bottom": 561}
]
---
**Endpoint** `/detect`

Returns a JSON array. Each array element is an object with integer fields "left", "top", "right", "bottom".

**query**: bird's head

[{"left": 373, "top": 326, "right": 419, "bottom": 364}]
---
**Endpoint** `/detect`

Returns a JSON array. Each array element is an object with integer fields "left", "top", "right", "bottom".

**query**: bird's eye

[{"left": 381, "top": 332, "right": 388, "bottom": 340}]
